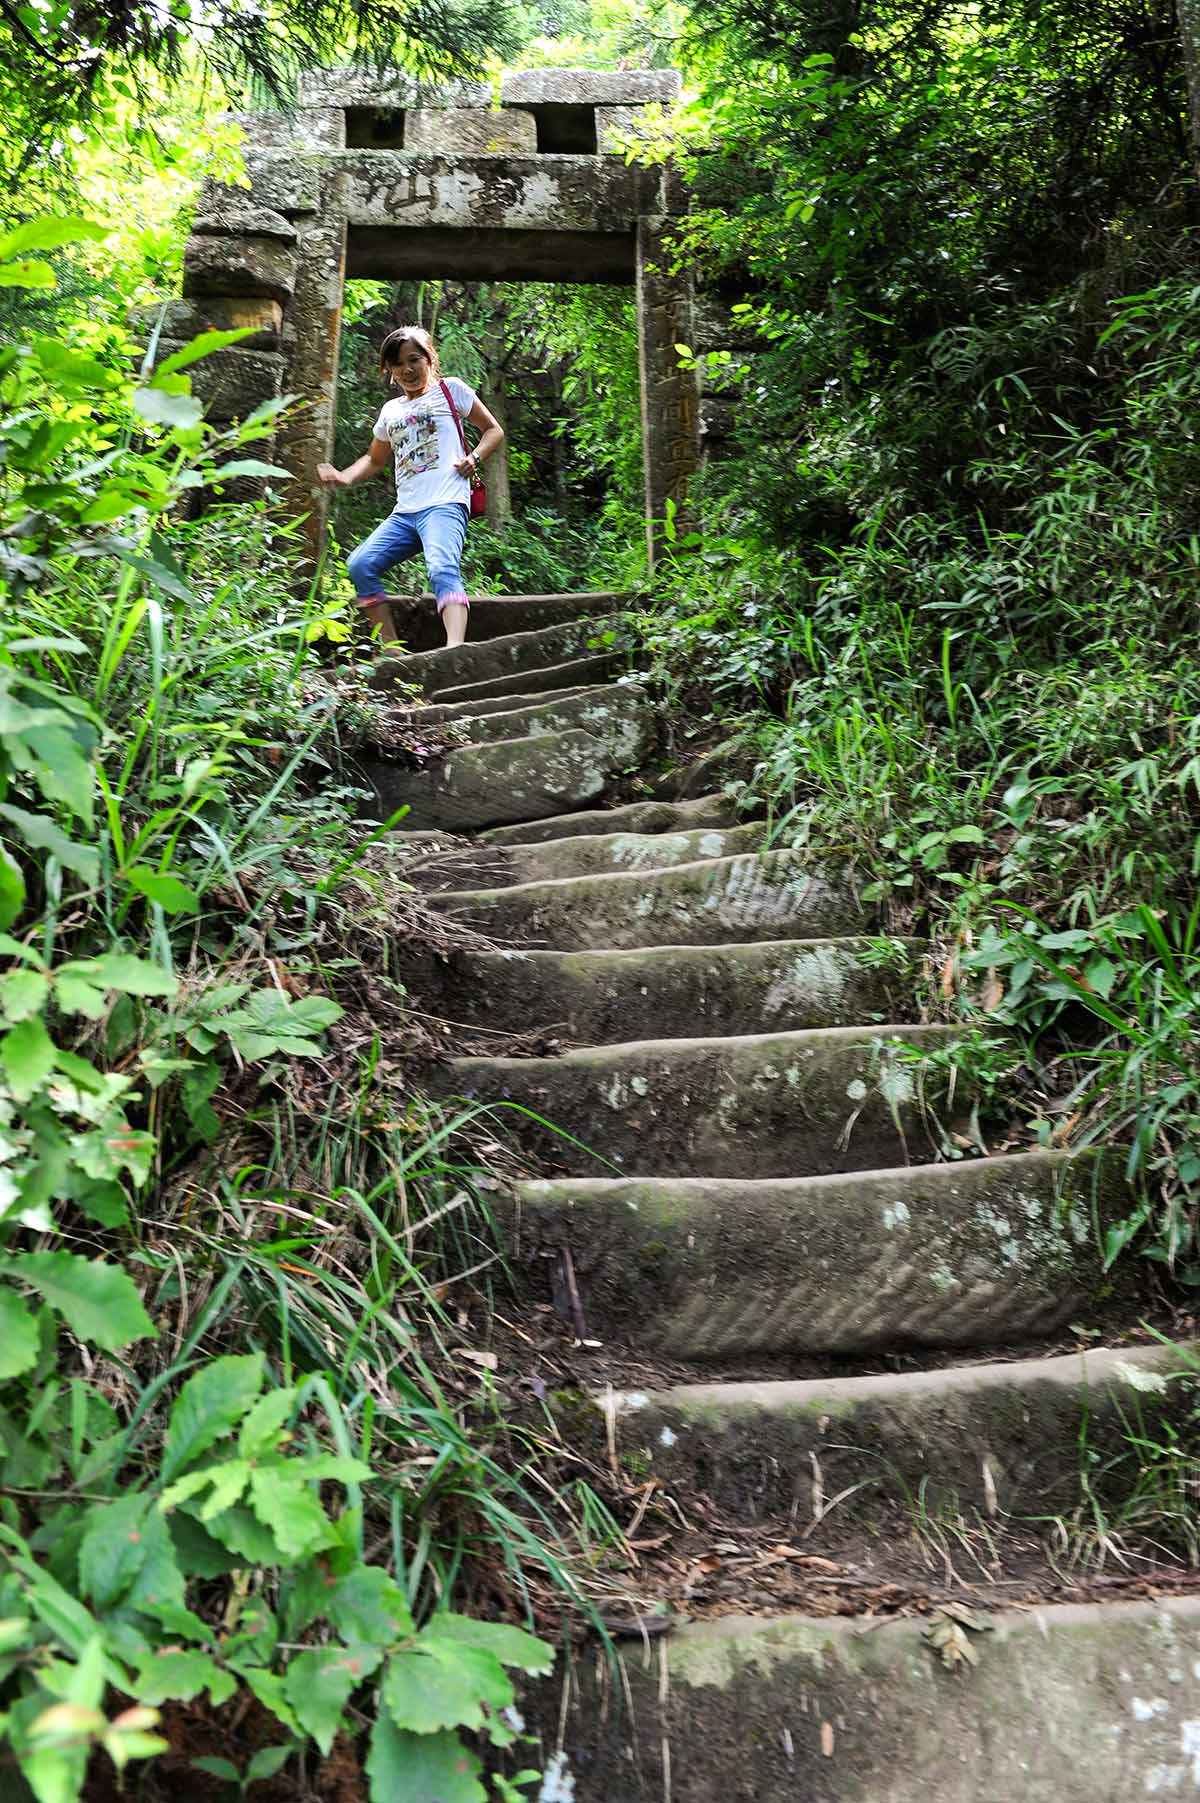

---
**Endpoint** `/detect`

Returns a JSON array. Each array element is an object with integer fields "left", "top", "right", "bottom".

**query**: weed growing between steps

[{"left": 0, "top": 231, "right": 622, "bottom": 1803}]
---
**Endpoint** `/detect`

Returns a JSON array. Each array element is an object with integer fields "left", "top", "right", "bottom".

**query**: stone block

[
  {"left": 171, "top": 344, "right": 285, "bottom": 422},
  {"left": 202, "top": 155, "right": 325, "bottom": 217},
  {"left": 340, "top": 150, "right": 654, "bottom": 234},
  {"left": 403, "top": 107, "right": 537, "bottom": 155},
  {"left": 297, "top": 69, "right": 491, "bottom": 110},
  {"left": 183, "top": 230, "right": 300, "bottom": 304},
  {"left": 596, "top": 103, "right": 653, "bottom": 151},
  {"left": 129, "top": 297, "right": 284, "bottom": 352},
  {"left": 192, "top": 204, "right": 298, "bottom": 242},
  {"left": 500, "top": 68, "right": 680, "bottom": 106},
  {"left": 223, "top": 107, "right": 345, "bottom": 152}
]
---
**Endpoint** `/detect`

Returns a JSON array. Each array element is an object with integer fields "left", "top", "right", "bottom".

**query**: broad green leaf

[
  {"left": 0, "top": 259, "right": 57, "bottom": 289},
  {"left": 87, "top": 952, "right": 177, "bottom": 998},
  {"left": 245, "top": 1745, "right": 295, "bottom": 1782},
  {"left": 153, "top": 327, "right": 255, "bottom": 375},
  {"left": 193, "top": 1757, "right": 241, "bottom": 1782},
  {"left": 200, "top": 1502, "right": 282, "bottom": 1566},
  {"left": 19, "top": 726, "right": 94, "bottom": 826},
  {"left": 208, "top": 458, "right": 292, "bottom": 481},
  {"left": 328, "top": 1565, "right": 415, "bottom": 1646},
  {"left": 123, "top": 1507, "right": 188, "bottom": 1621},
  {"left": 382, "top": 1642, "right": 504, "bottom": 1737},
  {"left": 9, "top": 1252, "right": 155, "bottom": 1350},
  {"left": 134, "top": 1648, "right": 236, "bottom": 1707},
  {"left": 0, "top": 217, "right": 108, "bottom": 259},
  {"left": 124, "top": 866, "right": 199, "bottom": 914},
  {"left": 0, "top": 1286, "right": 39, "bottom": 1379},
  {"left": 366, "top": 1716, "right": 484, "bottom": 1803},
  {"left": 1, "top": 1015, "right": 56, "bottom": 1100},
  {"left": 0, "top": 804, "right": 99, "bottom": 884},
  {"left": 0, "top": 846, "right": 26, "bottom": 929},
  {"left": 78, "top": 1495, "right": 150, "bottom": 1608},
  {"left": 0, "top": 1617, "right": 32, "bottom": 1654},
  {"left": 237, "top": 1386, "right": 296, "bottom": 1458},
  {"left": 161, "top": 1352, "right": 264, "bottom": 1483},
  {"left": 198, "top": 1459, "right": 251, "bottom": 1520},
  {"left": 53, "top": 968, "right": 107, "bottom": 1018},
  {"left": 236, "top": 1666, "right": 303, "bottom": 1735},
  {"left": 132, "top": 387, "right": 203, "bottom": 431},
  {"left": 427, "top": 1613, "right": 554, "bottom": 1676},
  {"left": 247, "top": 1469, "right": 334, "bottom": 1559},
  {"left": 283, "top": 1645, "right": 380, "bottom": 1755},
  {"left": 0, "top": 967, "right": 49, "bottom": 1022}
]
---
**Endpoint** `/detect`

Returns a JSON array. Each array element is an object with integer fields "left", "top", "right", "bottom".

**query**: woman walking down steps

[{"left": 317, "top": 324, "right": 504, "bottom": 649}]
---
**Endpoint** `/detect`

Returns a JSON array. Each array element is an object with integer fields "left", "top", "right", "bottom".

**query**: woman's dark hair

[{"left": 378, "top": 325, "right": 441, "bottom": 377}]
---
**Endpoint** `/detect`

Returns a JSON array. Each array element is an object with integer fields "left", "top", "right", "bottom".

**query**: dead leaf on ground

[{"left": 820, "top": 1721, "right": 835, "bottom": 1757}]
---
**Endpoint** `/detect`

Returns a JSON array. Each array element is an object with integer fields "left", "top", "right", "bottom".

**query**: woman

[{"left": 317, "top": 325, "right": 504, "bottom": 648}]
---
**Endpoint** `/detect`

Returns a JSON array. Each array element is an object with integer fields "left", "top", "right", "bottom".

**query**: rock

[
  {"left": 537, "top": 1597, "right": 1200, "bottom": 1801},
  {"left": 500, "top": 69, "right": 681, "bottom": 106},
  {"left": 130, "top": 298, "right": 284, "bottom": 352},
  {"left": 297, "top": 70, "right": 492, "bottom": 110},
  {"left": 182, "top": 232, "right": 300, "bottom": 304},
  {"left": 191, "top": 205, "right": 299, "bottom": 242},
  {"left": 514, "top": 1149, "right": 1124, "bottom": 1356},
  {"left": 403, "top": 108, "right": 537, "bottom": 155}
]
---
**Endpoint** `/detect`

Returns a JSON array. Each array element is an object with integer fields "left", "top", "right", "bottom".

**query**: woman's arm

[
  {"left": 316, "top": 436, "right": 392, "bottom": 489},
  {"left": 454, "top": 397, "right": 504, "bottom": 478}
]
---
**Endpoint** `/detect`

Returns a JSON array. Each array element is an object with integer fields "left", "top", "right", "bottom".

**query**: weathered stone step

[
  {"left": 429, "top": 684, "right": 651, "bottom": 750},
  {"left": 370, "top": 725, "right": 648, "bottom": 833},
  {"left": 383, "top": 684, "right": 597, "bottom": 727},
  {"left": 371, "top": 615, "right": 620, "bottom": 697},
  {"left": 361, "top": 691, "right": 653, "bottom": 830},
  {"left": 605, "top": 1340, "right": 1194, "bottom": 1524},
  {"left": 383, "top": 590, "right": 632, "bottom": 653},
  {"left": 416, "top": 821, "right": 770, "bottom": 891},
  {"left": 433, "top": 1024, "right": 961, "bottom": 1177},
  {"left": 432, "top": 651, "right": 621, "bottom": 708},
  {"left": 478, "top": 791, "right": 741, "bottom": 847},
  {"left": 515, "top": 1151, "right": 1121, "bottom": 1358},
  {"left": 428, "top": 847, "right": 862, "bottom": 949},
  {"left": 427, "top": 937, "right": 911, "bottom": 1039},
  {"left": 543, "top": 1597, "right": 1200, "bottom": 1803}
]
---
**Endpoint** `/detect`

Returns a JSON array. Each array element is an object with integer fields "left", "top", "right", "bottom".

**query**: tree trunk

[
  {"left": 482, "top": 317, "right": 513, "bottom": 530},
  {"left": 1179, "top": 0, "right": 1200, "bottom": 173}
]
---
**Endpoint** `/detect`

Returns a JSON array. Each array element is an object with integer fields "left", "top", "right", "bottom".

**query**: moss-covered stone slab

[
  {"left": 514, "top": 1150, "right": 1124, "bottom": 1357},
  {"left": 382, "top": 591, "right": 634, "bottom": 654},
  {"left": 387, "top": 652, "right": 621, "bottom": 707},
  {"left": 538, "top": 1597, "right": 1200, "bottom": 1802},
  {"left": 363, "top": 728, "right": 636, "bottom": 832},
  {"left": 431, "top": 1023, "right": 964, "bottom": 1177},
  {"left": 384, "top": 684, "right": 598, "bottom": 727},
  {"left": 606, "top": 1341, "right": 1197, "bottom": 1523},
  {"left": 425, "top": 935, "right": 909, "bottom": 1035},
  {"left": 480, "top": 820, "right": 769, "bottom": 883},
  {"left": 428, "top": 846, "right": 862, "bottom": 949},
  {"left": 374, "top": 615, "right": 620, "bottom": 698},
  {"left": 426, "top": 685, "right": 651, "bottom": 751},
  {"left": 478, "top": 791, "right": 741, "bottom": 846}
]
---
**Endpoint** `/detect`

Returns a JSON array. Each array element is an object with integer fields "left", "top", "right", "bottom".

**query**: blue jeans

[{"left": 347, "top": 504, "right": 469, "bottom": 613}]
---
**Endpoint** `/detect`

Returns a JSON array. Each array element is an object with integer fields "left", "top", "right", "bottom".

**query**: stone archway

[{"left": 170, "top": 68, "right": 699, "bottom": 572}]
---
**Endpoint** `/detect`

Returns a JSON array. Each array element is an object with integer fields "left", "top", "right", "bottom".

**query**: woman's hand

[
  {"left": 454, "top": 452, "right": 478, "bottom": 479},
  {"left": 316, "top": 462, "right": 346, "bottom": 488}
]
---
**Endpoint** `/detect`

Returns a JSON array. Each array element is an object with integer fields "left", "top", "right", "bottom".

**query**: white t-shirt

[{"left": 372, "top": 377, "right": 478, "bottom": 513}]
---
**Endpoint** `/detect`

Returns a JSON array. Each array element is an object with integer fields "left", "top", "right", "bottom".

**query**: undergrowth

[
  {"left": 0, "top": 217, "right": 598, "bottom": 1803},
  {"left": 634, "top": 258, "right": 1200, "bottom": 1282}
]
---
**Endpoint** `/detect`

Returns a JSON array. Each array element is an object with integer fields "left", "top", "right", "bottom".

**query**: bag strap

[{"left": 438, "top": 378, "right": 469, "bottom": 457}]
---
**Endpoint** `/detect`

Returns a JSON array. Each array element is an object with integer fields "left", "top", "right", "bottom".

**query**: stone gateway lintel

[{"left": 179, "top": 67, "right": 699, "bottom": 571}]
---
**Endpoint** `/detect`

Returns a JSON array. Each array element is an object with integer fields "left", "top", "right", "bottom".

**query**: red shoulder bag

[{"left": 439, "top": 378, "right": 487, "bottom": 519}]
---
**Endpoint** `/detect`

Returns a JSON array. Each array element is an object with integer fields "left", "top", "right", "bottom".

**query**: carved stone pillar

[{"left": 636, "top": 214, "right": 699, "bottom": 568}]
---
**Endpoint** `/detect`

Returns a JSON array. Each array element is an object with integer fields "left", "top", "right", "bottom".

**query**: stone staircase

[{"left": 366, "top": 592, "right": 1200, "bottom": 1802}]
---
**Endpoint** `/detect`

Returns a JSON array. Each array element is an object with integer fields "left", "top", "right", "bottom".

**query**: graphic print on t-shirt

[{"left": 388, "top": 407, "right": 440, "bottom": 482}]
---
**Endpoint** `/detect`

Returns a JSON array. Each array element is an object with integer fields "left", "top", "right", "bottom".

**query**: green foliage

[
  {"left": 0, "top": 221, "right": 567, "bottom": 1799},
  {"left": 634, "top": 0, "right": 1200, "bottom": 1278}
]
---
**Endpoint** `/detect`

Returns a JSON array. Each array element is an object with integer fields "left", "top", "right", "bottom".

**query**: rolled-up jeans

[{"left": 347, "top": 503, "right": 469, "bottom": 613}]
